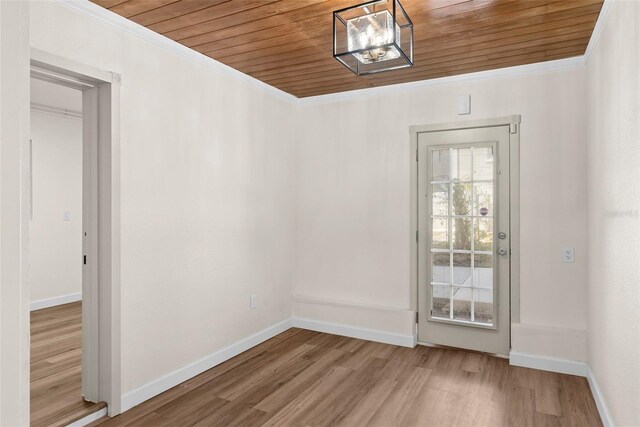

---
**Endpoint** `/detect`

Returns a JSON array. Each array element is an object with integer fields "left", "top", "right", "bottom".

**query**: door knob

[{"left": 498, "top": 248, "right": 508, "bottom": 256}]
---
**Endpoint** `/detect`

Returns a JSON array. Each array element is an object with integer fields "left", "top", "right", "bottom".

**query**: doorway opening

[
  {"left": 410, "top": 116, "right": 521, "bottom": 356},
  {"left": 29, "top": 75, "right": 107, "bottom": 426},
  {"left": 27, "top": 50, "right": 122, "bottom": 424}
]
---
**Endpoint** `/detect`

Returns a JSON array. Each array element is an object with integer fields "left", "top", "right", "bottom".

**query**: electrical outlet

[
  {"left": 562, "top": 247, "right": 575, "bottom": 263},
  {"left": 250, "top": 294, "right": 257, "bottom": 309},
  {"left": 63, "top": 211, "right": 71, "bottom": 221}
]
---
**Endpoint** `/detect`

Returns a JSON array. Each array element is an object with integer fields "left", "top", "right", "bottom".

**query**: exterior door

[{"left": 417, "top": 126, "right": 511, "bottom": 355}]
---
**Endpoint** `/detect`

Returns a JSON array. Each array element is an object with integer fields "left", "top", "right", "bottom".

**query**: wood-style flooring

[
  {"left": 31, "top": 301, "right": 106, "bottom": 427},
  {"left": 90, "top": 328, "right": 602, "bottom": 427}
]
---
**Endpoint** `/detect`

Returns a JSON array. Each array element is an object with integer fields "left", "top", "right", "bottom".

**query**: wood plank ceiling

[{"left": 91, "top": 0, "right": 604, "bottom": 98}]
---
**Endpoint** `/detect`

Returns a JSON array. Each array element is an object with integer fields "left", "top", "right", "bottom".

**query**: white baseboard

[
  {"left": 292, "top": 317, "right": 415, "bottom": 348},
  {"left": 120, "top": 318, "right": 292, "bottom": 412},
  {"left": 510, "top": 351, "right": 614, "bottom": 427},
  {"left": 292, "top": 294, "right": 415, "bottom": 341},
  {"left": 509, "top": 351, "right": 588, "bottom": 377},
  {"left": 586, "top": 366, "right": 615, "bottom": 427},
  {"left": 31, "top": 292, "right": 81, "bottom": 311},
  {"left": 66, "top": 407, "right": 107, "bottom": 427},
  {"left": 511, "top": 322, "right": 587, "bottom": 362}
]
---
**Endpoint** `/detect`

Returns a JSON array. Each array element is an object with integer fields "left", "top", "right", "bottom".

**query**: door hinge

[
  {"left": 83, "top": 255, "right": 86, "bottom": 265},
  {"left": 416, "top": 230, "right": 419, "bottom": 243},
  {"left": 416, "top": 312, "right": 419, "bottom": 323},
  {"left": 416, "top": 148, "right": 418, "bottom": 162}
]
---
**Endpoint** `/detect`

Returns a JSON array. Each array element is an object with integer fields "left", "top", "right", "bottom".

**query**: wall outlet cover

[{"left": 562, "top": 247, "right": 575, "bottom": 263}]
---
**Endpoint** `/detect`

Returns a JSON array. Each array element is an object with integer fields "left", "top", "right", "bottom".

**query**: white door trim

[
  {"left": 409, "top": 115, "right": 521, "bottom": 345},
  {"left": 29, "top": 48, "right": 122, "bottom": 415}
]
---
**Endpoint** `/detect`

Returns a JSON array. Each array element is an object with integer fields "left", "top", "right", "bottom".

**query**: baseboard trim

[
  {"left": 120, "top": 318, "right": 292, "bottom": 412},
  {"left": 509, "top": 351, "right": 588, "bottom": 377},
  {"left": 586, "top": 366, "right": 615, "bottom": 427},
  {"left": 66, "top": 407, "right": 108, "bottom": 427},
  {"left": 31, "top": 292, "right": 81, "bottom": 311},
  {"left": 292, "top": 317, "right": 415, "bottom": 348}
]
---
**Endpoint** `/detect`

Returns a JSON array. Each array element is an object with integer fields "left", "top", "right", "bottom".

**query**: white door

[{"left": 417, "top": 126, "right": 511, "bottom": 355}]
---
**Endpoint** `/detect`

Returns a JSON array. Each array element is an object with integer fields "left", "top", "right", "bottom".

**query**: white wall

[
  {"left": 30, "top": 79, "right": 83, "bottom": 305},
  {"left": 295, "top": 68, "right": 589, "bottom": 361},
  {"left": 586, "top": 1, "right": 640, "bottom": 425},
  {"left": 29, "top": 0, "right": 297, "bottom": 397},
  {"left": 0, "top": 0, "right": 30, "bottom": 425}
]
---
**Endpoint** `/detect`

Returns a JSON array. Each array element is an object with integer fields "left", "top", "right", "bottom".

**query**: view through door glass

[{"left": 430, "top": 145, "right": 495, "bottom": 326}]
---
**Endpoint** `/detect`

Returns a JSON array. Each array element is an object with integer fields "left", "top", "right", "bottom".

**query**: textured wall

[
  {"left": 30, "top": 0, "right": 297, "bottom": 394},
  {"left": 296, "top": 67, "right": 588, "bottom": 360},
  {"left": 586, "top": 1, "right": 640, "bottom": 425}
]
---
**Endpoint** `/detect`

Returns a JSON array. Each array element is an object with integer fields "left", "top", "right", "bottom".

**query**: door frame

[
  {"left": 409, "top": 115, "right": 521, "bottom": 348},
  {"left": 29, "top": 48, "right": 122, "bottom": 414}
]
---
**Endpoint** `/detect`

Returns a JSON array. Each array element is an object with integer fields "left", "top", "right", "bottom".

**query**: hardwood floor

[
  {"left": 31, "top": 301, "right": 106, "bottom": 427},
  {"left": 90, "top": 328, "right": 602, "bottom": 427}
]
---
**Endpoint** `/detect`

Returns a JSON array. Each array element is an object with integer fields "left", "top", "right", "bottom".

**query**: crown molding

[
  {"left": 57, "top": 0, "right": 609, "bottom": 106},
  {"left": 55, "top": 0, "right": 298, "bottom": 105},
  {"left": 583, "top": 0, "right": 613, "bottom": 65},
  {"left": 298, "top": 56, "right": 586, "bottom": 105}
]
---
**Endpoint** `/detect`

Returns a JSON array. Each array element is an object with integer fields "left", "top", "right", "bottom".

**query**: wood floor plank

[
  {"left": 90, "top": 329, "right": 602, "bottom": 426},
  {"left": 30, "top": 302, "right": 106, "bottom": 427}
]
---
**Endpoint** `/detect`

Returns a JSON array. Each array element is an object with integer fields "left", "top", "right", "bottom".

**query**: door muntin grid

[{"left": 427, "top": 143, "right": 498, "bottom": 328}]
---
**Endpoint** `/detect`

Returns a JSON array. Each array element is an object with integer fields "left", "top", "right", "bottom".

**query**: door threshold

[
  {"left": 416, "top": 340, "right": 509, "bottom": 359},
  {"left": 66, "top": 406, "right": 108, "bottom": 427}
]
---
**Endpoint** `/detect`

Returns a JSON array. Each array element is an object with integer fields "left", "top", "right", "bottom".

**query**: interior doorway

[
  {"left": 29, "top": 76, "right": 107, "bottom": 426},
  {"left": 410, "top": 116, "right": 520, "bottom": 357},
  {"left": 27, "top": 50, "right": 122, "bottom": 422}
]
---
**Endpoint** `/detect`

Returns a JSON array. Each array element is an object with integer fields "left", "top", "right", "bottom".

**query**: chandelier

[{"left": 333, "top": 0, "right": 414, "bottom": 75}]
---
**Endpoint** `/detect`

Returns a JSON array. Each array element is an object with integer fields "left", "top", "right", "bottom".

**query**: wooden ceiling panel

[{"left": 90, "top": 0, "right": 603, "bottom": 98}]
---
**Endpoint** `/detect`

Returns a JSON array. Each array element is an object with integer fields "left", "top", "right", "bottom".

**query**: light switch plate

[
  {"left": 63, "top": 211, "right": 71, "bottom": 221},
  {"left": 562, "top": 247, "right": 575, "bottom": 263},
  {"left": 250, "top": 294, "right": 257, "bottom": 309}
]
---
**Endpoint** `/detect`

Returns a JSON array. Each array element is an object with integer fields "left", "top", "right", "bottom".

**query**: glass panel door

[
  {"left": 417, "top": 124, "right": 511, "bottom": 355},
  {"left": 428, "top": 145, "right": 496, "bottom": 327}
]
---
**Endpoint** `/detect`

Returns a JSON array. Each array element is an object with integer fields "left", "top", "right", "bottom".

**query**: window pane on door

[
  {"left": 474, "top": 218, "right": 493, "bottom": 252},
  {"left": 473, "top": 146, "right": 494, "bottom": 180},
  {"left": 432, "top": 252, "right": 450, "bottom": 283},
  {"left": 474, "top": 182, "right": 493, "bottom": 217},
  {"left": 474, "top": 254, "right": 493, "bottom": 289},
  {"left": 452, "top": 218, "right": 472, "bottom": 250},
  {"left": 432, "top": 184, "right": 449, "bottom": 216},
  {"left": 451, "top": 148, "right": 472, "bottom": 181},
  {"left": 453, "top": 286, "right": 472, "bottom": 321},
  {"left": 452, "top": 253, "right": 471, "bottom": 286},
  {"left": 431, "top": 285, "right": 450, "bottom": 319},
  {"left": 452, "top": 182, "right": 472, "bottom": 216},
  {"left": 432, "top": 149, "right": 450, "bottom": 182},
  {"left": 432, "top": 218, "right": 449, "bottom": 249},
  {"left": 428, "top": 144, "right": 496, "bottom": 327},
  {"left": 474, "top": 289, "right": 493, "bottom": 324}
]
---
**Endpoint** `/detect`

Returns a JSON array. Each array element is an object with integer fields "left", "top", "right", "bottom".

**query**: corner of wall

[{"left": 292, "top": 295, "right": 415, "bottom": 347}]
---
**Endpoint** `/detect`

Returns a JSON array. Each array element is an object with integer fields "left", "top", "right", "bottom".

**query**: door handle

[{"left": 498, "top": 248, "right": 508, "bottom": 256}]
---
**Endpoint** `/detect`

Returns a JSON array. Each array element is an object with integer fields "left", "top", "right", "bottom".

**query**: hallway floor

[{"left": 31, "top": 302, "right": 106, "bottom": 427}]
